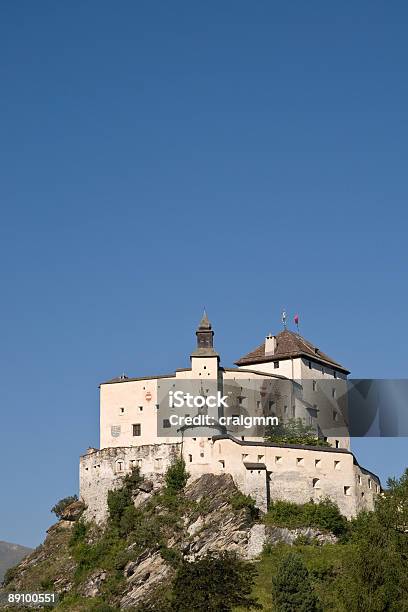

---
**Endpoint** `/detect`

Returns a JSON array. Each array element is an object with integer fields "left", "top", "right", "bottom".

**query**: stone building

[{"left": 80, "top": 313, "right": 381, "bottom": 523}]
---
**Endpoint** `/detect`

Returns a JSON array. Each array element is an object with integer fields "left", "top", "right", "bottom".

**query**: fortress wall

[
  {"left": 209, "top": 438, "right": 380, "bottom": 519},
  {"left": 80, "top": 443, "right": 181, "bottom": 523},
  {"left": 79, "top": 439, "right": 380, "bottom": 524}
]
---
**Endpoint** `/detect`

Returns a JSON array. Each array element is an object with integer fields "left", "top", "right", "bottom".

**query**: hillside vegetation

[{"left": 2, "top": 463, "right": 408, "bottom": 611}]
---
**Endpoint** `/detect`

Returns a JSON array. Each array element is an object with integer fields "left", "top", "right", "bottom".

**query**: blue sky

[{"left": 0, "top": 1, "right": 407, "bottom": 548}]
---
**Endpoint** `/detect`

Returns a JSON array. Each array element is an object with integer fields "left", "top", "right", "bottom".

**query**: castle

[{"left": 80, "top": 313, "right": 381, "bottom": 522}]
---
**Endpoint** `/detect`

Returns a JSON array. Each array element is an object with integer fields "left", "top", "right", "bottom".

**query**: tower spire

[{"left": 190, "top": 310, "right": 219, "bottom": 358}]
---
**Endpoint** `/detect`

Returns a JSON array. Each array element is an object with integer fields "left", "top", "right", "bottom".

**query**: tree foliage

[
  {"left": 165, "top": 457, "right": 189, "bottom": 492},
  {"left": 51, "top": 495, "right": 78, "bottom": 518},
  {"left": 271, "top": 551, "right": 321, "bottom": 612},
  {"left": 265, "top": 498, "right": 348, "bottom": 537},
  {"left": 339, "top": 469, "right": 408, "bottom": 611},
  {"left": 171, "top": 552, "right": 262, "bottom": 611},
  {"left": 265, "top": 418, "right": 331, "bottom": 447}
]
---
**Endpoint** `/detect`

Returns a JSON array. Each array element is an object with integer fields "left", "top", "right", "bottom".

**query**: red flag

[{"left": 294, "top": 314, "right": 299, "bottom": 325}]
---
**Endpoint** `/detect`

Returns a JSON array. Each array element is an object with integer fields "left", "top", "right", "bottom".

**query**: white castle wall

[
  {"left": 80, "top": 443, "right": 181, "bottom": 523},
  {"left": 79, "top": 438, "right": 380, "bottom": 523}
]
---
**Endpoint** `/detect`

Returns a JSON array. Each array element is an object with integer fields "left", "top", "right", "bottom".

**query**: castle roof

[{"left": 235, "top": 329, "right": 349, "bottom": 374}]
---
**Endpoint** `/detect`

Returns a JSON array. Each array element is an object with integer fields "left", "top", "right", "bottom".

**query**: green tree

[
  {"left": 340, "top": 469, "right": 408, "bottom": 611},
  {"left": 265, "top": 418, "right": 330, "bottom": 447},
  {"left": 271, "top": 551, "right": 320, "bottom": 612},
  {"left": 51, "top": 495, "right": 78, "bottom": 518},
  {"left": 171, "top": 552, "right": 262, "bottom": 611},
  {"left": 165, "top": 457, "right": 189, "bottom": 492}
]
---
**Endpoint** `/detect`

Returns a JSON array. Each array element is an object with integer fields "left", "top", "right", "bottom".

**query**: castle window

[
  {"left": 116, "top": 460, "right": 124, "bottom": 472},
  {"left": 312, "top": 380, "right": 317, "bottom": 391},
  {"left": 256, "top": 400, "right": 261, "bottom": 409},
  {"left": 273, "top": 361, "right": 279, "bottom": 369},
  {"left": 312, "top": 478, "right": 320, "bottom": 489},
  {"left": 333, "top": 370, "right": 337, "bottom": 379},
  {"left": 200, "top": 452, "right": 204, "bottom": 458},
  {"left": 154, "top": 458, "right": 163, "bottom": 469},
  {"left": 315, "top": 459, "right": 321, "bottom": 468},
  {"left": 258, "top": 455, "right": 264, "bottom": 462},
  {"left": 333, "top": 411, "right": 338, "bottom": 422},
  {"left": 284, "top": 405, "right": 288, "bottom": 414},
  {"left": 308, "top": 361, "right": 312, "bottom": 369},
  {"left": 132, "top": 424, "right": 141, "bottom": 436},
  {"left": 139, "top": 406, "right": 143, "bottom": 412},
  {"left": 344, "top": 486, "right": 351, "bottom": 496},
  {"left": 136, "top": 459, "right": 142, "bottom": 468},
  {"left": 297, "top": 457, "right": 305, "bottom": 467},
  {"left": 358, "top": 475, "right": 362, "bottom": 485},
  {"left": 155, "top": 404, "right": 160, "bottom": 410},
  {"left": 163, "top": 419, "right": 170, "bottom": 429},
  {"left": 334, "top": 460, "right": 341, "bottom": 470},
  {"left": 368, "top": 478, "right": 372, "bottom": 489},
  {"left": 242, "top": 453, "right": 248, "bottom": 461},
  {"left": 335, "top": 440, "right": 340, "bottom": 448},
  {"left": 119, "top": 407, "right": 125, "bottom": 415},
  {"left": 219, "top": 460, "right": 225, "bottom": 469},
  {"left": 188, "top": 454, "right": 193, "bottom": 462},
  {"left": 268, "top": 401, "right": 275, "bottom": 412},
  {"left": 275, "top": 456, "right": 283, "bottom": 465}
]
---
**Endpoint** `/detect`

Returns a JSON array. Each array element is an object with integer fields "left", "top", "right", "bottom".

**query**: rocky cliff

[
  {"left": 1, "top": 473, "right": 263, "bottom": 610},
  {"left": 1, "top": 472, "right": 339, "bottom": 611}
]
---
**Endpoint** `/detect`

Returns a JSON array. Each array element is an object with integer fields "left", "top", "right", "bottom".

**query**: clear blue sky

[{"left": 0, "top": 2, "right": 407, "bottom": 548}]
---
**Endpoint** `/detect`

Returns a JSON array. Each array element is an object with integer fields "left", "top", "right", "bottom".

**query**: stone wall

[
  {"left": 79, "top": 437, "right": 380, "bottom": 524},
  {"left": 80, "top": 443, "right": 181, "bottom": 523}
]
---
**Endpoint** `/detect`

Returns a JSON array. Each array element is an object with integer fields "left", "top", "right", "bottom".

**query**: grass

[{"left": 234, "top": 542, "right": 352, "bottom": 611}]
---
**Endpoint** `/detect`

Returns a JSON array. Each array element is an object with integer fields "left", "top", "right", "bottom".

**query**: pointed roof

[
  {"left": 197, "top": 309, "right": 212, "bottom": 331},
  {"left": 235, "top": 329, "right": 349, "bottom": 373}
]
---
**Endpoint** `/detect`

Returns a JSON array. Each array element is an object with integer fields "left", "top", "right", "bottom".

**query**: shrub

[
  {"left": 171, "top": 552, "right": 262, "bottom": 611},
  {"left": 107, "top": 466, "right": 143, "bottom": 529},
  {"left": 51, "top": 495, "right": 78, "bottom": 518},
  {"left": 229, "top": 492, "right": 259, "bottom": 519},
  {"left": 70, "top": 519, "right": 87, "bottom": 545},
  {"left": 165, "top": 457, "right": 189, "bottom": 492},
  {"left": 264, "top": 498, "right": 347, "bottom": 537},
  {"left": 2, "top": 565, "right": 18, "bottom": 586},
  {"left": 271, "top": 551, "right": 321, "bottom": 612},
  {"left": 265, "top": 418, "right": 331, "bottom": 447}
]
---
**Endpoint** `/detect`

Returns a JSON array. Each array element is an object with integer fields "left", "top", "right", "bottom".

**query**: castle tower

[{"left": 189, "top": 311, "right": 220, "bottom": 380}]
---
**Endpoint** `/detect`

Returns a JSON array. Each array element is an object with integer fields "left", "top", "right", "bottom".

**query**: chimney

[{"left": 265, "top": 334, "right": 277, "bottom": 355}]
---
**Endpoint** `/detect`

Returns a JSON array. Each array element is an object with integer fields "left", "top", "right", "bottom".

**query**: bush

[
  {"left": 165, "top": 457, "right": 189, "bottom": 492},
  {"left": 51, "top": 495, "right": 78, "bottom": 518},
  {"left": 171, "top": 552, "right": 262, "bottom": 611},
  {"left": 2, "top": 565, "right": 18, "bottom": 586},
  {"left": 264, "top": 498, "right": 347, "bottom": 537},
  {"left": 271, "top": 551, "right": 321, "bottom": 612},
  {"left": 229, "top": 492, "right": 259, "bottom": 519},
  {"left": 265, "top": 418, "right": 331, "bottom": 447},
  {"left": 70, "top": 519, "right": 87, "bottom": 545},
  {"left": 107, "top": 466, "right": 143, "bottom": 530}
]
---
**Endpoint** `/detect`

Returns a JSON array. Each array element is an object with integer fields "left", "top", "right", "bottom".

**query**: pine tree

[{"left": 271, "top": 552, "right": 320, "bottom": 612}]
